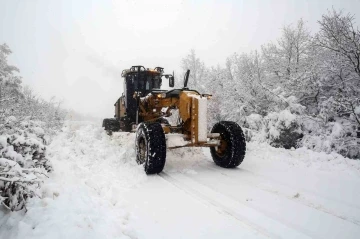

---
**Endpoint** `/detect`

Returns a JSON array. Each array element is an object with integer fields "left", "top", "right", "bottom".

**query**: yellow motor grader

[{"left": 102, "top": 65, "right": 246, "bottom": 174}]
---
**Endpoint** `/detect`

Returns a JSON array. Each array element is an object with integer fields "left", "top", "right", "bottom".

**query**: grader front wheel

[
  {"left": 135, "top": 122, "right": 166, "bottom": 174},
  {"left": 210, "top": 121, "right": 246, "bottom": 168}
]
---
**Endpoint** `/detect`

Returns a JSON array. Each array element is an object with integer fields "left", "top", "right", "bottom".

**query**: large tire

[
  {"left": 135, "top": 122, "right": 166, "bottom": 174},
  {"left": 210, "top": 121, "right": 246, "bottom": 168},
  {"left": 102, "top": 119, "right": 109, "bottom": 130},
  {"left": 102, "top": 118, "right": 120, "bottom": 132}
]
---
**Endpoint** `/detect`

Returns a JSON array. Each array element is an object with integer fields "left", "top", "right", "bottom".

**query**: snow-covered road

[{"left": 1, "top": 121, "right": 360, "bottom": 239}]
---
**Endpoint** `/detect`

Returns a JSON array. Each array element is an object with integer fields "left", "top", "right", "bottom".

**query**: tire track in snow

[
  {"left": 238, "top": 167, "right": 360, "bottom": 210},
  {"left": 159, "top": 172, "right": 313, "bottom": 239},
  {"left": 202, "top": 164, "right": 360, "bottom": 226},
  {"left": 202, "top": 150, "right": 360, "bottom": 212},
  {"left": 166, "top": 163, "right": 360, "bottom": 238},
  {"left": 105, "top": 126, "right": 360, "bottom": 238}
]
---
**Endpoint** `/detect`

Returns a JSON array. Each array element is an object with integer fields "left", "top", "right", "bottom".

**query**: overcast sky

[{"left": 1, "top": 0, "right": 359, "bottom": 118}]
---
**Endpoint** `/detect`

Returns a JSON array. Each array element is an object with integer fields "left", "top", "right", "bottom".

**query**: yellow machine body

[{"left": 137, "top": 90, "right": 218, "bottom": 147}]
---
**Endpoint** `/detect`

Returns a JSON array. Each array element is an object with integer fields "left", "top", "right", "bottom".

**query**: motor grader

[{"left": 103, "top": 65, "right": 246, "bottom": 174}]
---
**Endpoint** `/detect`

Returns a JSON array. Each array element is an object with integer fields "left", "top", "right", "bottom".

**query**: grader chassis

[{"left": 103, "top": 65, "right": 246, "bottom": 174}]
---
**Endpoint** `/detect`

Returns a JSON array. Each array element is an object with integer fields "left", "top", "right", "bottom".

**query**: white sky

[{"left": 1, "top": 0, "right": 359, "bottom": 118}]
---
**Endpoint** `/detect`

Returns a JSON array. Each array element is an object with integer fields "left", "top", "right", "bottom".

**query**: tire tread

[{"left": 210, "top": 121, "right": 246, "bottom": 168}]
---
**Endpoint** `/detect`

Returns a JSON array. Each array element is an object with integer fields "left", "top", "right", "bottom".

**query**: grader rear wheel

[
  {"left": 102, "top": 118, "right": 120, "bottom": 132},
  {"left": 210, "top": 121, "right": 246, "bottom": 168}
]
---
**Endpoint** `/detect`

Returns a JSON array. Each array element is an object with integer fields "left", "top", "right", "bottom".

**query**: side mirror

[{"left": 169, "top": 76, "right": 175, "bottom": 87}]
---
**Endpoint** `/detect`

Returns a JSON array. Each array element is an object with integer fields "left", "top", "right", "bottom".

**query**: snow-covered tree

[
  {"left": 205, "top": 65, "right": 228, "bottom": 126},
  {"left": 225, "top": 51, "right": 287, "bottom": 117},
  {"left": 0, "top": 43, "right": 65, "bottom": 211},
  {"left": 181, "top": 49, "right": 207, "bottom": 91},
  {"left": 315, "top": 9, "right": 360, "bottom": 126},
  {"left": 0, "top": 43, "right": 23, "bottom": 121},
  {"left": 261, "top": 19, "right": 320, "bottom": 107}
]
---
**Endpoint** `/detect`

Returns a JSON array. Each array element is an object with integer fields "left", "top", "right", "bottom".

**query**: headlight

[{"left": 156, "top": 93, "right": 166, "bottom": 98}]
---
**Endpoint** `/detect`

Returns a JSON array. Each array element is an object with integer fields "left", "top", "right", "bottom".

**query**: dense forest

[{"left": 181, "top": 9, "right": 360, "bottom": 159}]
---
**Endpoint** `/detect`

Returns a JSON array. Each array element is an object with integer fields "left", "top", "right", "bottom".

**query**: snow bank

[
  {"left": 1, "top": 121, "right": 146, "bottom": 238},
  {"left": 0, "top": 121, "right": 213, "bottom": 239},
  {"left": 246, "top": 141, "right": 360, "bottom": 173}
]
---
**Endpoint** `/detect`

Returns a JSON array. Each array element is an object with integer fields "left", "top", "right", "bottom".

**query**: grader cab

[{"left": 102, "top": 65, "right": 246, "bottom": 174}]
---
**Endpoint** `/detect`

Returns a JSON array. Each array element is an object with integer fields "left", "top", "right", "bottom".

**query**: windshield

[
  {"left": 146, "top": 75, "right": 161, "bottom": 89},
  {"left": 128, "top": 73, "right": 162, "bottom": 92},
  {"left": 152, "top": 77, "right": 161, "bottom": 89}
]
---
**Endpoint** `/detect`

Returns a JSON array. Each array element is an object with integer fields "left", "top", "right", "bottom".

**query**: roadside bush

[
  {"left": 266, "top": 110, "right": 303, "bottom": 149},
  {"left": 0, "top": 116, "right": 52, "bottom": 211},
  {"left": 243, "top": 110, "right": 303, "bottom": 149},
  {"left": 300, "top": 117, "right": 360, "bottom": 159}
]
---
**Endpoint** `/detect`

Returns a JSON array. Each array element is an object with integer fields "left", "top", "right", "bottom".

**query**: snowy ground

[{"left": 1, "top": 121, "right": 360, "bottom": 239}]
